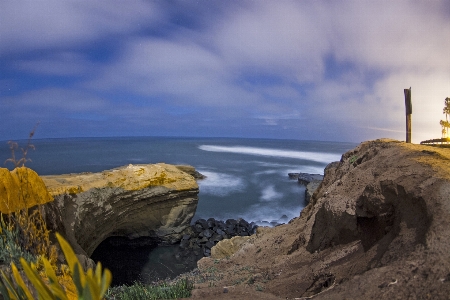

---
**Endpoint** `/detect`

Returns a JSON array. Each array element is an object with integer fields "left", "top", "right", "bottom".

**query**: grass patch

[{"left": 105, "top": 278, "right": 193, "bottom": 300}]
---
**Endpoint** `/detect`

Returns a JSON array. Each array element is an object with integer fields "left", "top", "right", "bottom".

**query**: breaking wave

[
  {"left": 199, "top": 145, "right": 340, "bottom": 164},
  {"left": 197, "top": 170, "right": 245, "bottom": 197}
]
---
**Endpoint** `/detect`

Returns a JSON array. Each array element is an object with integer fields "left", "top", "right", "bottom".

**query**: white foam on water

[
  {"left": 255, "top": 161, "right": 294, "bottom": 168},
  {"left": 197, "top": 170, "right": 245, "bottom": 197},
  {"left": 260, "top": 185, "right": 283, "bottom": 202},
  {"left": 199, "top": 145, "right": 341, "bottom": 164},
  {"left": 242, "top": 203, "right": 302, "bottom": 225},
  {"left": 254, "top": 169, "right": 280, "bottom": 176}
]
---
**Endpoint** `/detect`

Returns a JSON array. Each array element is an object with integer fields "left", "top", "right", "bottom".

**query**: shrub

[
  {"left": 1, "top": 125, "right": 55, "bottom": 265},
  {"left": 0, "top": 233, "right": 112, "bottom": 300},
  {"left": 105, "top": 278, "right": 193, "bottom": 300},
  {"left": 0, "top": 127, "right": 111, "bottom": 299},
  {"left": 0, "top": 216, "right": 36, "bottom": 266}
]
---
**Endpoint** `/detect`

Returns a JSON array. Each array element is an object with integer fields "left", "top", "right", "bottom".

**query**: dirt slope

[{"left": 187, "top": 139, "right": 450, "bottom": 299}]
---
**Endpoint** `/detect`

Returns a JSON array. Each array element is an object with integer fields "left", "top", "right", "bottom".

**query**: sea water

[{"left": 0, "top": 137, "right": 356, "bottom": 224}]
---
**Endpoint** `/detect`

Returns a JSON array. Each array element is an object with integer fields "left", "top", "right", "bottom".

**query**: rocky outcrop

[
  {"left": 0, "top": 167, "right": 53, "bottom": 213},
  {"left": 211, "top": 235, "right": 252, "bottom": 259},
  {"left": 193, "top": 139, "right": 450, "bottom": 299},
  {"left": 288, "top": 173, "right": 300, "bottom": 179},
  {"left": 42, "top": 163, "right": 199, "bottom": 256},
  {"left": 291, "top": 172, "right": 324, "bottom": 203},
  {"left": 304, "top": 181, "right": 321, "bottom": 203},
  {"left": 302, "top": 140, "right": 433, "bottom": 254},
  {"left": 297, "top": 173, "right": 324, "bottom": 185},
  {"left": 175, "top": 165, "right": 206, "bottom": 180},
  {"left": 180, "top": 218, "right": 258, "bottom": 257}
]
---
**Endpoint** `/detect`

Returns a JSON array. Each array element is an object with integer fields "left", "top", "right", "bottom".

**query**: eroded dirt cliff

[{"left": 190, "top": 139, "right": 450, "bottom": 299}]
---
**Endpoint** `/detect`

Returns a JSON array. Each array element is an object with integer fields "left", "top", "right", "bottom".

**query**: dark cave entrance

[{"left": 90, "top": 236, "right": 200, "bottom": 286}]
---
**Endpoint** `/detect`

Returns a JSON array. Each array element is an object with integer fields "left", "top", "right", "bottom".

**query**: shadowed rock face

[
  {"left": 303, "top": 140, "right": 432, "bottom": 255},
  {"left": 42, "top": 163, "right": 199, "bottom": 256}
]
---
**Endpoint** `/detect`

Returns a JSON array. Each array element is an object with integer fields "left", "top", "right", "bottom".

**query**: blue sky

[{"left": 1, "top": 0, "right": 449, "bottom": 143}]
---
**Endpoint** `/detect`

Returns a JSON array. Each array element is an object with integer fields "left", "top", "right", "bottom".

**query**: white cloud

[
  {"left": 0, "top": 1, "right": 162, "bottom": 55},
  {"left": 0, "top": 1, "right": 449, "bottom": 142},
  {"left": 215, "top": 1, "right": 329, "bottom": 82},
  {"left": 88, "top": 37, "right": 262, "bottom": 109},
  {"left": 327, "top": 1, "right": 450, "bottom": 71}
]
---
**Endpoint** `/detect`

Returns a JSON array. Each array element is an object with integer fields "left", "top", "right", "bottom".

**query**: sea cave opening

[{"left": 90, "top": 236, "right": 200, "bottom": 286}]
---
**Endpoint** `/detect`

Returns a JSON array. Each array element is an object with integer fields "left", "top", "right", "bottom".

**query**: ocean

[{"left": 0, "top": 137, "right": 356, "bottom": 224}]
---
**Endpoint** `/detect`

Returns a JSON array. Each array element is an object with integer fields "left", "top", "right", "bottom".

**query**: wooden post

[{"left": 404, "top": 87, "right": 412, "bottom": 143}]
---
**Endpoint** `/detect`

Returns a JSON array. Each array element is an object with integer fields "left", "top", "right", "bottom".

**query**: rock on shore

[
  {"left": 297, "top": 173, "right": 324, "bottom": 185},
  {"left": 192, "top": 139, "right": 450, "bottom": 299},
  {"left": 290, "top": 172, "right": 324, "bottom": 203},
  {"left": 42, "top": 163, "right": 199, "bottom": 256},
  {"left": 180, "top": 218, "right": 258, "bottom": 258}
]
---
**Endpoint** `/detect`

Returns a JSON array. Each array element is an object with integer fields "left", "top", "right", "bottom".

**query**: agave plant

[{"left": 0, "top": 233, "right": 112, "bottom": 300}]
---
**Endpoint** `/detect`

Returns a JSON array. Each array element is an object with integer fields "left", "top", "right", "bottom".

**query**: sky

[{"left": 1, "top": 0, "right": 449, "bottom": 143}]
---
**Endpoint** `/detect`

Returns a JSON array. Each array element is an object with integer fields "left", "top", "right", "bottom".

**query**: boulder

[
  {"left": 42, "top": 163, "right": 199, "bottom": 256},
  {"left": 182, "top": 217, "right": 258, "bottom": 258},
  {"left": 288, "top": 173, "right": 299, "bottom": 179},
  {"left": 210, "top": 236, "right": 252, "bottom": 259}
]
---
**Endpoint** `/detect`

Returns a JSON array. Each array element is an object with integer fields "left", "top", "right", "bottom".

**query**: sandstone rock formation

[
  {"left": 174, "top": 165, "right": 206, "bottom": 179},
  {"left": 0, "top": 167, "right": 53, "bottom": 213},
  {"left": 211, "top": 235, "right": 252, "bottom": 259},
  {"left": 42, "top": 163, "right": 199, "bottom": 256},
  {"left": 191, "top": 139, "right": 450, "bottom": 299}
]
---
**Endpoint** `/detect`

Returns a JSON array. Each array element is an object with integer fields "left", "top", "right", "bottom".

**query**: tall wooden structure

[{"left": 404, "top": 87, "right": 412, "bottom": 143}]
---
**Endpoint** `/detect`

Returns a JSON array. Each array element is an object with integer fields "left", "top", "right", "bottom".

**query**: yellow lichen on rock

[
  {"left": 42, "top": 163, "right": 198, "bottom": 196},
  {"left": 0, "top": 167, "right": 54, "bottom": 213}
]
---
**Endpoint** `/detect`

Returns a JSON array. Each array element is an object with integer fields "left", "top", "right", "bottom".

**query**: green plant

[
  {"left": 105, "top": 278, "right": 193, "bottom": 300},
  {"left": 0, "top": 216, "right": 36, "bottom": 266},
  {"left": 0, "top": 127, "right": 113, "bottom": 299},
  {"left": 4, "top": 122, "right": 38, "bottom": 169},
  {"left": 0, "top": 233, "right": 112, "bottom": 300},
  {"left": 2, "top": 124, "right": 56, "bottom": 265},
  {"left": 349, "top": 155, "right": 358, "bottom": 164}
]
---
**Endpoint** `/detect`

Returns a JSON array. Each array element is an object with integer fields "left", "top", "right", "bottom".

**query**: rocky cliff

[
  {"left": 42, "top": 163, "right": 199, "bottom": 256},
  {"left": 191, "top": 139, "right": 450, "bottom": 299}
]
